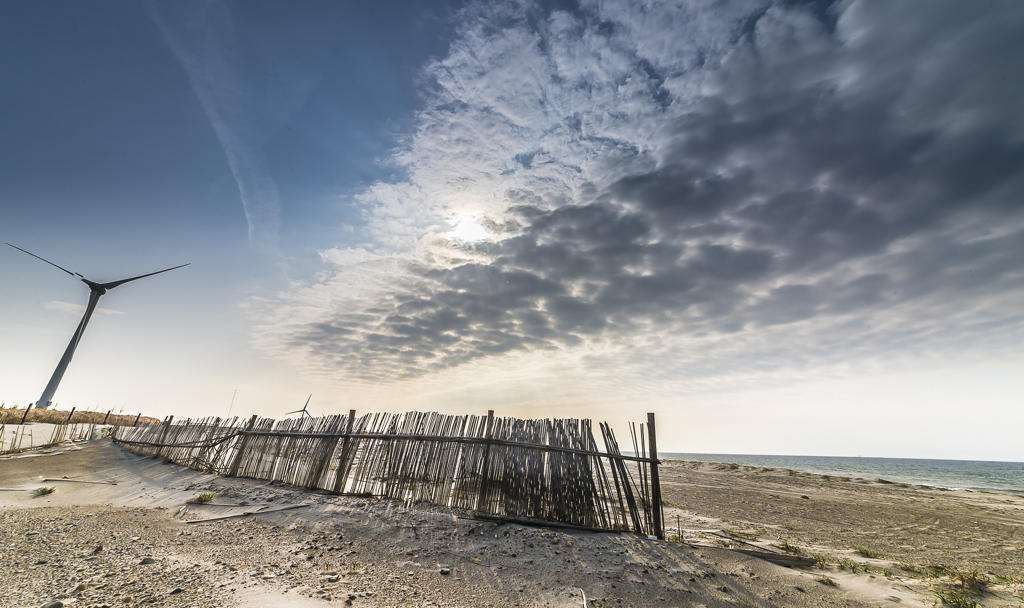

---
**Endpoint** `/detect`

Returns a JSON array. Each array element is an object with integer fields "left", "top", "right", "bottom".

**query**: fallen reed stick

[
  {"left": 40, "top": 478, "right": 117, "bottom": 485},
  {"left": 185, "top": 503, "right": 310, "bottom": 524}
]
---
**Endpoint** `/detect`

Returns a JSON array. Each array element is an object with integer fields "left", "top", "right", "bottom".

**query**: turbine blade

[
  {"left": 101, "top": 263, "right": 190, "bottom": 290},
  {"left": 6, "top": 243, "right": 80, "bottom": 277}
]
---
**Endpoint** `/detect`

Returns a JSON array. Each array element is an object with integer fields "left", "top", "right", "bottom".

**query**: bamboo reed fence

[
  {"left": 0, "top": 422, "right": 97, "bottom": 454},
  {"left": 112, "top": 410, "right": 665, "bottom": 538}
]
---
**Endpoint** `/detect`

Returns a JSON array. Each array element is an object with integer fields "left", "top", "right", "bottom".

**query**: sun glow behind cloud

[{"left": 449, "top": 215, "right": 490, "bottom": 243}]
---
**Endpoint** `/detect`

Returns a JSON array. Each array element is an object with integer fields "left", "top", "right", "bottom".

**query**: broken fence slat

[
  {"left": 185, "top": 503, "right": 310, "bottom": 524},
  {"left": 40, "top": 478, "right": 117, "bottom": 485}
]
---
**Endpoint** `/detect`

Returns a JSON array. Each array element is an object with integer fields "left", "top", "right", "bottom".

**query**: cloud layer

[{"left": 255, "top": 0, "right": 1024, "bottom": 389}]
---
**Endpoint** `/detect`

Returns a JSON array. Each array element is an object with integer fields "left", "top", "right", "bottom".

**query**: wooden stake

[
  {"left": 476, "top": 410, "right": 494, "bottom": 511},
  {"left": 155, "top": 416, "right": 174, "bottom": 459},
  {"left": 227, "top": 415, "right": 259, "bottom": 477},
  {"left": 331, "top": 410, "right": 357, "bottom": 494},
  {"left": 647, "top": 412, "right": 663, "bottom": 540}
]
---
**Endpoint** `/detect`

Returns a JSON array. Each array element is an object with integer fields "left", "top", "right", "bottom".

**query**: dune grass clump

[
  {"left": 187, "top": 492, "right": 215, "bottom": 504},
  {"left": 818, "top": 575, "right": 838, "bottom": 586},
  {"left": 776, "top": 539, "right": 802, "bottom": 555},
  {"left": 33, "top": 486, "right": 56, "bottom": 497},
  {"left": 722, "top": 529, "right": 759, "bottom": 541},
  {"left": 854, "top": 546, "right": 881, "bottom": 558},
  {"left": 952, "top": 570, "right": 989, "bottom": 593},
  {"left": 933, "top": 590, "right": 977, "bottom": 608}
]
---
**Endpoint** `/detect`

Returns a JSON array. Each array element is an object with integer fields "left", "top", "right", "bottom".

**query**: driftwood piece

[
  {"left": 40, "top": 478, "right": 117, "bottom": 485},
  {"left": 727, "top": 548, "right": 817, "bottom": 568},
  {"left": 185, "top": 503, "right": 310, "bottom": 524},
  {"left": 467, "top": 513, "right": 622, "bottom": 534}
]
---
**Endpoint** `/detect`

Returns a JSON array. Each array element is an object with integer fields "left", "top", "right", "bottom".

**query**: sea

[{"left": 660, "top": 453, "right": 1024, "bottom": 497}]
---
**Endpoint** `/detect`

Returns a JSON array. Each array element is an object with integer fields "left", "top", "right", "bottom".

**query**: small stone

[
  {"left": 439, "top": 568, "right": 451, "bottom": 575},
  {"left": 168, "top": 588, "right": 183, "bottom": 595},
  {"left": 139, "top": 557, "right": 156, "bottom": 565},
  {"left": 27, "top": 531, "right": 40, "bottom": 537},
  {"left": 40, "top": 602, "right": 64, "bottom": 608},
  {"left": 35, "top": 559, "right": 49, "bottom": 565}
]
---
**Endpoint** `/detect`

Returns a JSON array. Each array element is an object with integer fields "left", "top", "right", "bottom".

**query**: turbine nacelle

[{"left": 81, "top": 279, "right": 107, "bottom": 295}]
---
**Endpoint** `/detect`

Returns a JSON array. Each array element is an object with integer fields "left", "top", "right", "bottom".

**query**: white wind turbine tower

[{"left": 7, "top": 243, "right": 189, "bottom": 411}]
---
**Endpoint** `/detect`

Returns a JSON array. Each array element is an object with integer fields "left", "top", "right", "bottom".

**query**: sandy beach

[{"left": 2, "top": 439, "right": 1022, "bottom": 608}]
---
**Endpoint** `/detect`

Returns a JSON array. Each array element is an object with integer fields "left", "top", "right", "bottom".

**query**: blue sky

[{"left": 3, "top": 0, "right": 1023, "bottom": 460}]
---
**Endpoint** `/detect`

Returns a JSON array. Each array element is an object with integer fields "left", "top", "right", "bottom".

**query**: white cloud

[
  {"left": 44, "top": 301, "right": 126, "bottom": 318},
  {"left": 254, "top": 0, "right": 1024, "bottom": 398}
]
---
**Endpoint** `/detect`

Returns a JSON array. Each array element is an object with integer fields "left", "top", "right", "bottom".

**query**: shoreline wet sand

[{"left": 2, "top": 440, "right": 1022, "bottom": 607}]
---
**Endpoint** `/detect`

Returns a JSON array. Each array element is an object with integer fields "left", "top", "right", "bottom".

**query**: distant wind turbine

[
  {"left": 286, "top": 394, "right": 314, "bottom": 420},
  {"left": 6, "top": 243, "right": 189, "bottom": 411}
]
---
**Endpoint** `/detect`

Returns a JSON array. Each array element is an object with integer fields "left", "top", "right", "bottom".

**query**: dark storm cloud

[{"left": 260, "top": 0, "right": 1024, "bottom": 381}]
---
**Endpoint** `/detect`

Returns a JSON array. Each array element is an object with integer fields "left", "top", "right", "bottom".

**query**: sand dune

[{"left": 2, "top": 440, "right": 1022, "bottom": 607}]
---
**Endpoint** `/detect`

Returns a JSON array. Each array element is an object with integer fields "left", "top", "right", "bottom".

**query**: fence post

[
  {"left": 103, "top": 410, "right": 111, "bottom": 425},
  {"left": 331, "top": 410, "right": 357, "bottom": 494},
  {"left": 155, "top": 416, "right": 174, "bottom": 459},
  {"left": 20, "top": 404, "right": 32, "bottom": 425},
  {"left": 476, "top": 410, "right": 495, "bottom": 512},
  {"left": 646, "top": 412, "right": 664, "bottom": 540},
  {"left": 66, "top": 407, "right": 76, "bottom": 424},
  {"left": 228, "top": 415, "right": 259, "bottom": 478},
  {"left": 133, "top": 413, "right": 142, "bottom": 427}
]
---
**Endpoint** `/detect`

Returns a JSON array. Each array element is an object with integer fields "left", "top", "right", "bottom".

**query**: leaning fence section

[
  {"left": 1, "top": 422, "right": 97, "bottom": 454},
  {"left": 112, "top": 410, "right": 664, "bottom": 538}
]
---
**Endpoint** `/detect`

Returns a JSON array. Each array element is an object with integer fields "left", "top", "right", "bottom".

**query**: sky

[{"left": 2, "top": 0, "right": 1022, "bottom": 461}]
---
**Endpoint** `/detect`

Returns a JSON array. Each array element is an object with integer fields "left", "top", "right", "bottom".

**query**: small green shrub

[
  {"left": 812, "top": 553, "right": 830, "bottom": 568},
  {"left": 934, "top": 591, "right": 977, "bottom": 608},
  {"left": 723, "top": 529, "right": 759, "bottom": 541},
  {"left": 33, "top": 486, "right": 56, "bottom": 497},
  {"left": 188, "top": 492, "right": 215, "bottom": 504},
  {"left": 952, "top": 570, "right": 989, "bottom": 593},
  {"left": 854, "top": 546, "right": 881, "bottom": 559},
  {"left": 777, "top": 540, "right": 801, "bottom": 555}
]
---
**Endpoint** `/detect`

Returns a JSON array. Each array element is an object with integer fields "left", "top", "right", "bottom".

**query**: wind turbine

[
  {"left": 286, "top": 394, "right": 314, "bottom": 420},
  {"left": 7, "top": 243, "right": 189, "bottom": 411}
]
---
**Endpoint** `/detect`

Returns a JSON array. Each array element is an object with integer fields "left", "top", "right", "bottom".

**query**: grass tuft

[
  {"left": 811, "top": 553, "right": 830, "bottom": 568},
  {"left": 952, "top": 570, "right": 989, "bottom": 593},
  {"left": 934, "top": 591, "right": 977, "bottom": 608},
  {"left": 776, "top": 539, "right": 801, "bottom": 555},
  {"left": 853, "top": 546, "right": 881, "bottom": 559},
  {"left": 722, "top": 529, "right": 759, "bottom": 541},
  {"left": 33, "top": 486, "right": 56, "bottom": 497},
  {"left": 818, "top": 575, "right": 838, "bottom": 587},
  {"left": 187, "top": 492, "right": 215, "bottom": 504}
]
